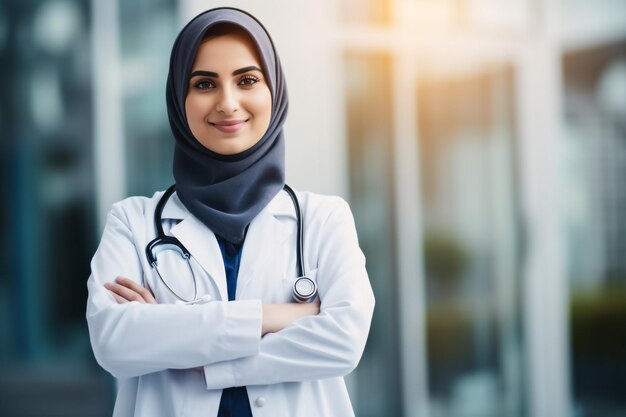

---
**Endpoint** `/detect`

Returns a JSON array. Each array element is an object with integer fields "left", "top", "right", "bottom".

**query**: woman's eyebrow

[
  {"left": 189, "top": 66, "right": 263, "bottom": 79},
  {"left": 190, "top": 70, "right": 218, "bottom": 78},
  {"left": 232, "top": 65, "right": 262, "bottom": 75}
]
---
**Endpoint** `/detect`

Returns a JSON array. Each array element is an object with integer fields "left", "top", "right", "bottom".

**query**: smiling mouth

[{"left": 210, "top": 119, "right": 248, "bottom": 133}]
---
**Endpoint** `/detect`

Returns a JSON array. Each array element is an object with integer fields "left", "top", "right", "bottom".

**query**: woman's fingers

[
  {"left": 116, "top": 276, "right": 158, "bottom": 304},
  {"left": 110, "top": 291, "right": 128, "bottom": 304},
  {"left": 104, "top": 277, "right": 156, "bottom": 304},
  {"left": 143, "top": 282, "right": 158, "bottom": 304},
  {"left": 105, "top": 281, "right": 146, "bottom": 303}
]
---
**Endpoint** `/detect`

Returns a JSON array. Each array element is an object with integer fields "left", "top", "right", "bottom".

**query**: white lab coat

[{"left": 86, "top": 188, "right": 375, "bottom": 417}]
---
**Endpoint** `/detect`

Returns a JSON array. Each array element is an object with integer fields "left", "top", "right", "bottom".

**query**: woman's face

[{"left": 185, "top": 31, "right": 272, "bottom": 155}]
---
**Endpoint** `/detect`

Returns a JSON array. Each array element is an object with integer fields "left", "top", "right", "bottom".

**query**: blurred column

[
  {"left": 516, "top": 1, "right": 570, "bottom": 416},
  {"left": 391, "top": 6, "right": 430, "bottom": 415},
  {"left": 92, "top": 0, "right": 125, "bottom": 230},
  {"left": 345, "top": 51, "right": 403, "bottom": 417}
]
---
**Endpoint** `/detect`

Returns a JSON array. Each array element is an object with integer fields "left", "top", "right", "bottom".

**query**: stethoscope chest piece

[{"left": 292, "top": 276, "right": 317, "bottom": 303}]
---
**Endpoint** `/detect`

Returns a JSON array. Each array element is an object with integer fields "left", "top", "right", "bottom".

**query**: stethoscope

[{"left": 145, "top": 184, "right": 318, "bottom": 304}]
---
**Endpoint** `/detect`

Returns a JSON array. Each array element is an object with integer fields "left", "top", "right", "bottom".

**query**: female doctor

[{"left": 86, "top": 7, "right": 375, "bottom": 417}]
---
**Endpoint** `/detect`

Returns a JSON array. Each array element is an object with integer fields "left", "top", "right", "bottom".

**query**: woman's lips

[{"left": 210, "top": 119, "right": 247, "bottom": 133}]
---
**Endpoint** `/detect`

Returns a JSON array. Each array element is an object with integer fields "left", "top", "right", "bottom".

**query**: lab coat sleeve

[
  {"left": 201, "top": 199, "right": 375, "bottom": 389},
  {"left": 86, "top": 203, "right": 262, "bottom": 379}
]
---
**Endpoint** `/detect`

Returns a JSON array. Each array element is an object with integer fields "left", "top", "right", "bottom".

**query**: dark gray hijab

[{"left": 166, "top": 7, "right": 288, "bottom": 243}]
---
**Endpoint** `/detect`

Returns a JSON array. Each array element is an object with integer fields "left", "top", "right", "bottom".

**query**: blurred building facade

[{"left": 0, "top": 0, "right": 625, "bottom": 416}]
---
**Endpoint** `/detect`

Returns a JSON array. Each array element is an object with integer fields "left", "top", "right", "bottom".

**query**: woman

[{"left": 86, "top": 7, "right": 375, "bottom": 417}]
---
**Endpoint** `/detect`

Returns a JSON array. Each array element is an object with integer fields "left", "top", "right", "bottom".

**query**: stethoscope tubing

[
  {"left": 282, "top": 184, "right": 304, "bottom": 278},
  {"left": 145, "top": 184, "right": 317, "bottom": 303}
]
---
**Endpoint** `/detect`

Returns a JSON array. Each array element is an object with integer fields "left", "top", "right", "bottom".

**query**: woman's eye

[
  {"left": 239, "top": 75, "right": 260, "bottom": 86},
  {"left": 194, "top": 80, "right": 215, "bottom": 90}
]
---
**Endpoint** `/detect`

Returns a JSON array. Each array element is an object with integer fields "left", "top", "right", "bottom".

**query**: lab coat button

[{"left": 254, "top": 397, "right": 266, "bottom": 407}]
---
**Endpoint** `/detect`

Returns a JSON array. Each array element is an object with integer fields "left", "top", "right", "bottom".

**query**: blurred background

[{"left": 0, "top": 0, "right": 625, "bottom": 416}]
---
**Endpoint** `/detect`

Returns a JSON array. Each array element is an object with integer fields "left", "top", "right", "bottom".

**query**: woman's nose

[{"left": 215, "top": 86, "right": 238, "bottom": 115}]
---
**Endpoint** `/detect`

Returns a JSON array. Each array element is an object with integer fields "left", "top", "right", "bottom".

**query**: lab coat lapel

[
  {"left": 236, "top": 191, "right": 294, "bottom": 298},
  {"left": 169, "top": 215, "right": 228, "bottom": 301}
]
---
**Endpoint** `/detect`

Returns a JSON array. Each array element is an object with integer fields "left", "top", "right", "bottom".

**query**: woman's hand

[
  {"left": 104, "top": 276, "right": 157, "bottom": 304},
  {"left": 262, "top": 302, "right": 320, "bottom": 336},
  {"left": 104, "top": 277, "right": 320, "bottom": 336}
]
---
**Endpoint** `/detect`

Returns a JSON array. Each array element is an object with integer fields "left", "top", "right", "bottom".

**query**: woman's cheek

[{"left": 248, "top": 88, "right": 272, "bottom": 121}]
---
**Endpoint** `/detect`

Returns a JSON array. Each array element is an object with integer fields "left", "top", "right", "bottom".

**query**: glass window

[
  {"left": 416, "top": 66, "right": 525, "bottom": 417},
  {"left": 119, "top": 0, "right": 178, "bottom": 196},
  {"left": 344, "top": 52, "right": 402, "bottom": 416},
  {"left": 339, "top": 0, "right": 392, "bottom": 25},
  {"left": 562, "top": 40, "right": 626, "bottom": 417},
  {"left": 1, "top": 0, "right": 96, "bottom": 362},
  {"left": 0, "top": 0, "right": 113, "bottom": 415},
  {"left": 411, "top": 0, "right": 530, "bottom": 32}
]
